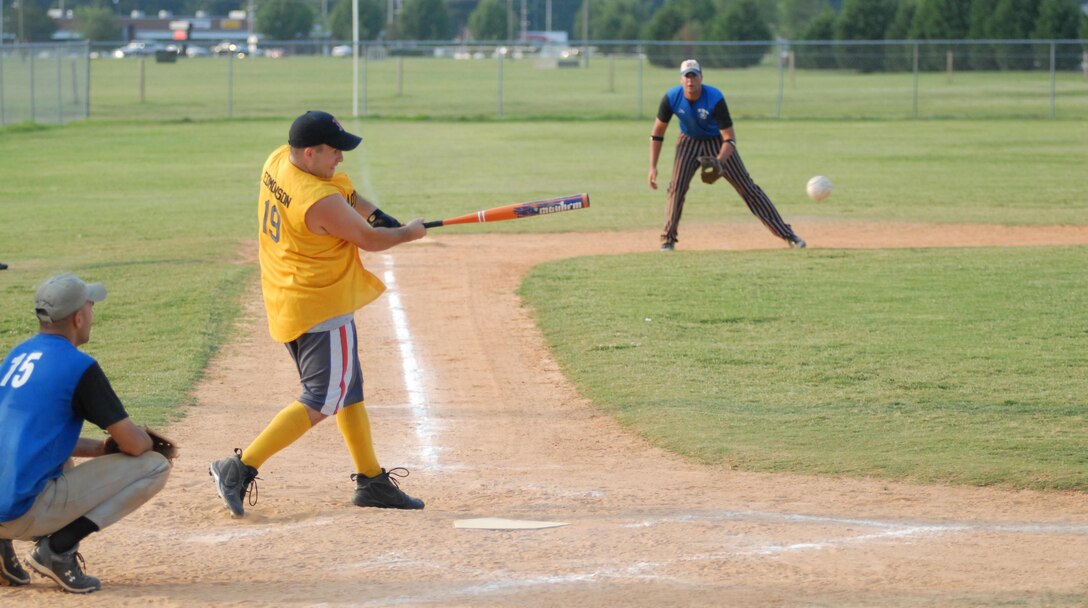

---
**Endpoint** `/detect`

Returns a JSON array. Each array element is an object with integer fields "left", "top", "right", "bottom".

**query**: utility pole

[
  {"left": 352, "top": 0, "right": 358, "bottom": 115},
  {"left": 582, "top": 0, "right": 588, "bottom": 67}
]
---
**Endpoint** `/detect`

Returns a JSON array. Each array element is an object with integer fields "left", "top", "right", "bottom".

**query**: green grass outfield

[{"left": 1, "top": 117, "right": 1086, "bottom": 489}]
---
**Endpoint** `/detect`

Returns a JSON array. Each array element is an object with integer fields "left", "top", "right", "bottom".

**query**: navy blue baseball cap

[{"left": 288, "top": 110, "right": 362, "bottom": 151}]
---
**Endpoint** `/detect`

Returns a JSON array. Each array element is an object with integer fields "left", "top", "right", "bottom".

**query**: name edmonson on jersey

[
  {"left": 265, "top": 171, "right": 359, "bottom": 210},
  {"left": 264, "top": 172, "right": 293, "bottom": 208}
]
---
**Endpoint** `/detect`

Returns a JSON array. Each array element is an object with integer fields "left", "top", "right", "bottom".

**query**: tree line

[{"left": 6, "top": 0, "right": 1087, "bottom": 72}]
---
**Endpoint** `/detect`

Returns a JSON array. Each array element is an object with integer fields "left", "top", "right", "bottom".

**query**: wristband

[
  {"left": 650, "top": 135, "right": 664, "bottom": 142},
  {"left": 367, "top": 208, "right": 402, "bottom": 228},
  {"left": 724, "top": 139, "right": 736, "bottom": 146}
]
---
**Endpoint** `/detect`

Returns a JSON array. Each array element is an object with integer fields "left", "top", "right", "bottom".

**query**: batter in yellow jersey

[
  {"left": 257, "top": 143, "right": 386, "bottom": 343},
  {"left": 210, "top": 111, "right": 428, "bottom": 518}
]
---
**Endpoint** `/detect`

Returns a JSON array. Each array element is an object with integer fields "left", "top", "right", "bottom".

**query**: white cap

[
  {"left": 34, "top": 273, "right": 107, "bottom": 323},
  {"left": 680, "top": 59, "right": 702, "bottom": 76}
]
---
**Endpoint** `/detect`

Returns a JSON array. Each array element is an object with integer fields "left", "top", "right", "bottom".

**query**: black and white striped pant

[{"left": 663, "top": 133, "right": 796, "bottom": 245}]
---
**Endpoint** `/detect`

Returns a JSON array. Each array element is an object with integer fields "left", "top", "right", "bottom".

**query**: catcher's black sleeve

[{"left": 72, "top": 363, "right": 129, "bottom": 430}]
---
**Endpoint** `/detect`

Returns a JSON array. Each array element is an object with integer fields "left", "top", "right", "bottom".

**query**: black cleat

[
  {"left": 787, "top": 235, "right": 807, "bottom": 249},
  {"left": 351, "top": 468, "right": 424, "bottom": 510},
  {"left": 209, "top": 449, "right": 259, "bottom": 517}
]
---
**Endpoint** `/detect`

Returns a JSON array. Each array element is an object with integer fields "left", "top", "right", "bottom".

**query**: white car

[
  {"left": 111, "top": 41, "right": 166, "bottom": 58},
  {"left": 331, "top": 45, "right": 353, "bottom": 57}
]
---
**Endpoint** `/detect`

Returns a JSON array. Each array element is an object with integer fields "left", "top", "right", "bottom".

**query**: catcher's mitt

[
  {"left": 104, "top": 426, "right": 179, "bottom": 461},
  {"left": 697, "top": 156, "right": 724, "bottom": 184}
]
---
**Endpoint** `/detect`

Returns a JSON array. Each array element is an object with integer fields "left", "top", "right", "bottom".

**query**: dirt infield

[{"left": 4, "top": 221, "right": 1088, "bottom": 607}]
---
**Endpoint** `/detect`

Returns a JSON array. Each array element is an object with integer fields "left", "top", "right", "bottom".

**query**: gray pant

[{"left": 0, "top": 452, "right": 170, "bottom": 540}]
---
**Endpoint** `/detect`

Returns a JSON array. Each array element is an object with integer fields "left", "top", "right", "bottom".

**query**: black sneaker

[
  {"left": 660, "top": 242, "right": 675, "bottom": 251},
  {"left": 351, "top": 468, "right": 424, "bottom": 510},
  {"left": 209, "top": 448, "right": 259, "bottom": 517},
  {"left": 26, "top": 539, "right": 100, "bottom": 593},
  {"left": 787, "top": 235, "right": 807, "bottom": 249},
  {"left": 0, "top": 539, "right": 30, "bottom": 586}
]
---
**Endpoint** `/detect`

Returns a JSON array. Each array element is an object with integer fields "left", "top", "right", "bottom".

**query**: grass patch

[{"left": 520, "top": 247, "right": 1088, "bottom": 491}]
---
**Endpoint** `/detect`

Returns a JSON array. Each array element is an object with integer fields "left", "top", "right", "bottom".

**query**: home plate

[{"left": 454, "top": 518, "right": 569, "bottom": 530}]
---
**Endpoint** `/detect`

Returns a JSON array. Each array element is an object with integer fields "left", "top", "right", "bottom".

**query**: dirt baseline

[{"left": 3, "top": 221, "right": 1088, "bottom": 607}]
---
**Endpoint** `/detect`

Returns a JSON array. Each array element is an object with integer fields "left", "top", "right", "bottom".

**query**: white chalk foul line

[{"left": 381, "top": 255, "right": 440, "bottom": 468}]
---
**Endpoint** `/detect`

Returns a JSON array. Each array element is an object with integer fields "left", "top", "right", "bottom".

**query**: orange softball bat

[{"left": 423, "top": 193, "right": 590, "bottom": 228}]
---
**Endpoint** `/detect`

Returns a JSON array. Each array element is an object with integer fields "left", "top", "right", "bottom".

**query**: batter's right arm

[{"left": 306, "top": 194, "right": 425, "bottom": 252}]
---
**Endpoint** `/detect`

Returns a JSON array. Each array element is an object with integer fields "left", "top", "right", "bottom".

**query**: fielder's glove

[
  {"left": 367, "top": 208, "right": 402, "bottom": 228},
  {"left": 697, "top": 156, "right": 725, "bottom": 184},
  {"left": 104, "top": 426, "right": 179, "bottom": 461}
]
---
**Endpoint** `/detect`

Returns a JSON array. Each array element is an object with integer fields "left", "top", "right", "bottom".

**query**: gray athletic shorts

[{"left": 287, "top": 318, "right": 364, "bottom": 416}]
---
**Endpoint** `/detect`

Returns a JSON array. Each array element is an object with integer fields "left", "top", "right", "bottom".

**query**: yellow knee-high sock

[
  {"left": 241, "top": 401, "right": 313, "bottom": 469},
  {"left": 336, "top": 402, "right": 382, "bottom": 477}
]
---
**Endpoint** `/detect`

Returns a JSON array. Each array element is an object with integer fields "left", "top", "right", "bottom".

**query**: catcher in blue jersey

[
  {"left": 0, "top": 274, "right": 171, "bottom": 594},
  {"left": 648, "top": 59, "right": 806, "bottom": 251}
]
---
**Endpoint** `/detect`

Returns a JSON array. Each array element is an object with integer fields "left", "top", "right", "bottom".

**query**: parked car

[
  {"left": 111, "top": 41, "right": 167, "bottom": 58},
  {"left": 331, "top": 45, "right": 352, "bottom": 57}
]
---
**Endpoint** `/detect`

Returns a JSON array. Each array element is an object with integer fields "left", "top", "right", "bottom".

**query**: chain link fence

[
  {"left": 0, "top": 41, "right": 90, "bottom": 125},
  {"left": 3, "top": 39, "right": 1086, "bottom": 125}
]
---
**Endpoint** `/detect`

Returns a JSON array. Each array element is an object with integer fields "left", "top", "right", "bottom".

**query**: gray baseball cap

[{"left": 34, "top": 273, "right": 107, "bottom": 323}]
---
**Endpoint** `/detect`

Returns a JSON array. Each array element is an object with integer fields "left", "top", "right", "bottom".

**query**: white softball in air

[{"left": 806, "top": 175, "right": 833, "bottom": 201}]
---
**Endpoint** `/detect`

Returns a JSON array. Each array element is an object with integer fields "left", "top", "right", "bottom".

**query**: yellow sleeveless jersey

[{"left": 258, "top": 145, "right": 386, "bottom": 343}]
